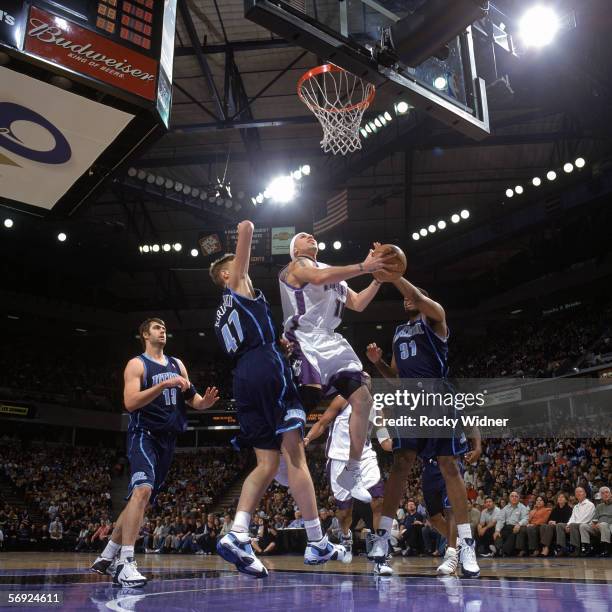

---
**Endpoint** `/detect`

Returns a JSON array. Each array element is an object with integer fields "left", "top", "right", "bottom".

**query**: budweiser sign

[{"left": 25, "top": 6, "right": 158, "bottom": 100}]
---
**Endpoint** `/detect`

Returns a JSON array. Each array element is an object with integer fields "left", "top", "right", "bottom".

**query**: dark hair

[
  {"left": 209, "top": 253, "right": 235, "bottom": 287},
  {"left": 138, "top": 318, "right": 165, "bottom": 350}
]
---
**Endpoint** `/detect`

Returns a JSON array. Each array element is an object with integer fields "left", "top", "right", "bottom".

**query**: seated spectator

[
  {"left": 494, "top": 491, "right": 528, "bottom": 556},
  {"left": 49, "top": 517, "right": 64, "bottom": 551},
  {"left": 287, "top": 511, "right": 304, "bottom": 529},
  {"left": 90, "top": 520, "right": 111, "bottom": 552},
  {"left": 399, "top": 500, "right": 424, "bottom": 556},
  {"left": 477, "top": 497, "right": 500, "bottom": 557},
  {"left": 539, "top": 492, "right": 572, "bottom": 557},
  {"left": 0, "top": 526, "right": 4, "bottom": 551},
  {"left": 220, "top": 514, "right": 233, "bottom": 537},
  {"left": 579, "top": 486, "right": 611, "bottom": 557},
  {"left": 75, "top": 523, "right": 93, "bottom": 552},
  {"left": 517, "top": 496, "right": 551, "bottom": 556},
  {"left": 252, "top": 519, "right": 277, "bottom": 555},
  {"left": 555, "top": 486, "right": 595, "bottom": 556}
]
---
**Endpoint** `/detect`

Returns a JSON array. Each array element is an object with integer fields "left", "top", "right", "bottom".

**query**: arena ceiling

[{"left": 3, "top": 0, "right": 612, "bottom": 316}]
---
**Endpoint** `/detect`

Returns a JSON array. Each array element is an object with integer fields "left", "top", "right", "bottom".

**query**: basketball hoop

[{"left": 297, "top": 64, "right": 375, "bottom": 156}]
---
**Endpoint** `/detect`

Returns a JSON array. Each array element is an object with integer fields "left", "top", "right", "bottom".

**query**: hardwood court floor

[{"left": 0, "top": 552, "right": 610, "bottom": 611}]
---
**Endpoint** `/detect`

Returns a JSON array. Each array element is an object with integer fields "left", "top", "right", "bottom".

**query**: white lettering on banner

[{"left": 27, "top": 19, "right": 155, "bottom": 82}]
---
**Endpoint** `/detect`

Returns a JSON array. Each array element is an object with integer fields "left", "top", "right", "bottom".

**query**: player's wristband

[{"left": 183, "top": 384, "right": 197, "bottom": 400}]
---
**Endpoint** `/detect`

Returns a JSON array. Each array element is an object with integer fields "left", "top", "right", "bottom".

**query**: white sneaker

[
  {"left": 90, "top": 556, "right": 118, "bottom": 577},
  {"left": 437, "top": 546, "right": 458, "bottom": 575},
  {"left": 304, "top": 535, "right": 345, "bottom": 565},
  {"left": 113, "top": 560, "right": 147, "bottom": 588},
  {"left": 341, "top": 531, "right": 353, "bottom": 564},
  {"left": 374, "top": 560, "right": 393, "bottom": 576},
  {"left": 216, "top": 532, "right": 268, "bottom": 578},
  {"left": 459, "top": 538, "right": 480, "bottom": 578},
  {"left": 336, "top": 466, "right": 372, "bottom": 503},
  {"left": 368, "top": 533, "right": 389, "bottom": 562}
]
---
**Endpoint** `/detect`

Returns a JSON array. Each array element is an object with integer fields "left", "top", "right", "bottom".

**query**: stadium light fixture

[
  {"left": 146, "top": 173, "right": 155, "bottom": 184},
  {"left": 3, "top": 218, "right": 14, "bottom": 228},
  {"left": 137, "top": 169, "right": 146, "bottom": 180},
  {"left": 519, "top": 6, "right": 560, "bottom": 48},
  {"left": 155, "top": 175, "right": 165, "bottom": 186},
  {"left": 152, "top": 244, "right": 160, "bottom": 253},
  {"left": 360, "top": 128, "right": 368, "bottom": 138},
  {"left": 267, "top": 175, "right": 296, "bottom": 204},
  {"left": 142, "top": 245, "right": 150, "bottom": 253},
  {"left": 437, "top": 220, "right": 446, "bottom": 230},
  {"left": 256, "top": 193, "right": 264, "bottom": 204},
  {"left": 190, "top": 248, "right": 199, "bottom": 257},
  {"left": 165, "top": 178, "right": 174, "bottom": 189},
  {"left": 384, "top": 111, "right": 392, "bottom": 122},
  {"left": 379, "top": 114, "right": 387, "bottom": 126},
  {"left": 318, "top": 242, "right": 326, "bottom": 250},
  {"left": 292, "top": 169, "right": 303, "bottom": 180},
  {"left": 374, "top": 118, "right": 382, "bottom": 128},
  {"left": 174, "top": 182, "right": 183, "bottom": 192},
  {"left": 460, "top": 209, "right": 470, "bottom": 219},
  {"left": 364, "top": 123, "right": 372, "bottom": 134},
  {"left": 575, "top": 157, "right": 585, "bottom": 168},
  {"left": 547, "top": 170, "right": 557, "bottom": 181},
  {"left": 451, "top": 214, "right": 460, "bottom": 223},
  {"left": 333, "top": 241, "right": 342, "bottom": 250},
  {"left": 506, "top": 188, "right": 514, "bottom": 198},
  {"left": 532, "top": 177, "right": 542, "bottom": 186},
  {"left": 162, "top": 244, "right": 171, "bottom": 252},
  {"left": 301, "top": 164, "right": 311, "bottom": 176},
  {"left": 412, "top": 232, "right": 420, "bottom": 240},
  {"left": 563, "top": 162, "right": 573, "bottom": 173},
  {"left": 428, "top": 224, "right": 437, "bottom": 233},
  {"left": 127, "top": 167, "right": 137, "bottom": 177},
  {"left": 419, "top": 228, "right": 428, "bottom": 236},
  {"left": 57, "top": 232, "right": 67, "bottom": 242},
  {"left": 434, "top": 76, "right": 447, "bottom": 90},
  {"left": 173, "top": 243, "right": 182, "bottom": 252},
  {"left": 515, "top": 185, "right": 524, "bottom": 195},
  {"left": 251, "top": 197, "right": 257, "bottom": 205},
  {"left": 395, "top": 101, "right": 409, "bottom": 115}
]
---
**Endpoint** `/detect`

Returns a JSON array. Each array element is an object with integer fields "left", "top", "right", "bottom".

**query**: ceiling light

[
  {"left": 165, "top": 178, "right": 174, "bottom": 189},
  {"left": 142, "top": 245, "right": 150, "bottom": 253},
  {"left": 451, "top": 214, "right": 460, "bottom": 223},
  {"left": 374, "top": 118, "right": 382, "bottom": 128},
  {"left": 152, "top": 244, "right": 160, "bottom": 252},
  {"left": 146, "top": 173, "right": 155, "bottom": 184},
  {"left": 190, "top": 248, "right": 199, "bottom": 257},
  {"left": 128, "top": 167, "right": 137, "bottom": 177},
  {"left": 433, "top": 76, "right": 447, "bottom": 90},
  {"left": 515, "top": 185, "right": 524, "bottom": 195},
  {"left": 437, "top": 220, "right": 446, "bottom": 230},
  {"left": 256, "top": 194, "right": 264, "bottom": 204},
  {"left": 365, "top": 123, "right": 372, "bottom": 134},
  {"left": 333, "top": 241, "right": 341, "bottom": 250},
  {"left": 412, "top": 232, "right": 420, "bottom": 240},
  {"left": 519, "top": 6, "right": 560, "bottom": 48},
  {"left": 318, "top": 242, "right": 326, "bottom": 250},
  {"left": 532, "top": 177, "right": 542, "bottom": 186},
  {"left": 57, "top": 232, "right": 67, "bottom": 242},
  {"left": 173, "top": 243, "right": 182, "bottom": 252},
  {"left": 301, "top": 165, "right": 311, "bottom": 175},
  {"left": 4, "top": 218, "right": 14, "bottom": 228},
  {"left": 267, "top": 175, "right": 295, "bottom": 203},
  {"left": 460, "top": 209, "right": 470, "bottom": 219},
  {"left": 547, "top": 170, "right": 557, "bottom": 181},
  {"left": 137, "top": 169, "right": 146, "bottom": 180},
  {"left": 395, "top": 101, "right": 409, "bottom": 114},
  {"left": 563, "top": 162, "right": 573, "bottom": 173},
  {"left": 428, "top": 224, "right": 436, "bottom": 233},
  {"left": 360, "top": 128, "right": 368, "bottom": 138},
  {"left": 575, "top": 157, "right": 585, "bottom": 168},
  {"left": 419, "top": 228, "right": 428, "bottom": 236},
  {"left": 162, "top": 244, "right": 171, "bottom": 252},
  {"left": 174, "top": 182, "right": 183, "bottom": 192},
  {"left": 506, "top": 188, "right": 514, "bottom": 198},
  {"left": 384, "top": 111, "right": 392, "bottom": 121},
  {"left": 292, "top": 169, "right": 303, "bottom": 180}
]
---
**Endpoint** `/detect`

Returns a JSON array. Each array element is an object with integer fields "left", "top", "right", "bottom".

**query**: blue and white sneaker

[
  {"left": 459, "top": 538, "right": 480, "bottom": 578},
  {"left": 217, "top": 532, "right": 268, "bottom": 578},
  {"left": 304, "top": 535, "right": 345, "bottom": 565}
]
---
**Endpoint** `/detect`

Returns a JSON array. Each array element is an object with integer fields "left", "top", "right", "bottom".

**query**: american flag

[{"left": 313, "top": 189, "right": 348, "bottom": 235}]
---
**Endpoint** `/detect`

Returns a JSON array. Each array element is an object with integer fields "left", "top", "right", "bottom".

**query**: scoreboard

[{"left": 0, "top": 0, "right": 177, "bottom": 215}]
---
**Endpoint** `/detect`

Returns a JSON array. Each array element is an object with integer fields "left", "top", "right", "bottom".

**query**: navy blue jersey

[
  {"left": 128, "top": 354, "right": 187, "bottom": 434},
  {"left": 393, "top": 316, "right": 449, "bottom": 378},
  {"left": 214, "top": 288, "right": 277, "bottom": 364}
]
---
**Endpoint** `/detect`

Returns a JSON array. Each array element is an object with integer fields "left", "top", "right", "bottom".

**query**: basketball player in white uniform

[
  {"left": 304, "top": 393, "right": 393, "bottom": 573},
  {"left": 279, "top": 233, "right": 393, "bottom": 503}
]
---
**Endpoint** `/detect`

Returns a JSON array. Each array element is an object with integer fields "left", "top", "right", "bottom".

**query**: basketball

[{"left": 372, "top": 244, "right": 407, "bottom": 282}]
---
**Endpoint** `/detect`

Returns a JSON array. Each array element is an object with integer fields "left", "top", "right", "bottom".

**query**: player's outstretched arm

[
  {"left": 288, "top": 249, "right": 394, "bottom": 287},
  {"left": 175, "top": 359, "right": 220, "bottom": 411},
  {"left": 228, "top": 220, "right": 254, "bottom": 296},
  {"left": 346, "top": 280, "right": 383, "bottom": 312},
  {"left": 304, "top": 395, "right": 347, "bottom": 446},
  {"left": 393, "top": 277, "right": 447, "bottom": 335},
  {"left": 366, "top": 343, "right": 398, "bottom": 379},
  {"left": 123, "top": 358, "right": 189, "bottom": 412}
]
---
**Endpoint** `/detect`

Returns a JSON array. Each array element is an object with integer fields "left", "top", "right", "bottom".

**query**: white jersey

[
  {"left": 279, "top": 259, "right": 348, "bottom": 334},
  {"left": 326, "top": 404, "right": 377, "bottom": 462}
]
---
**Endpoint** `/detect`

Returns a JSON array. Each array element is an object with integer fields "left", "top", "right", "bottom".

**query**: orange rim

[{"left": 297, "top": 64, "right": 376, "bottom": 113}]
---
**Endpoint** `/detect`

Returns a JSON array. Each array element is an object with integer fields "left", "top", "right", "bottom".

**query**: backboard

[{"left": 245, "top": 0, "right": 490, "bottom": 140}]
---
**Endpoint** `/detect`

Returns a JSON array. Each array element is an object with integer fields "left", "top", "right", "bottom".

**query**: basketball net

[{"left": 298, "top": 64, "right": 375, "bottom": 156}]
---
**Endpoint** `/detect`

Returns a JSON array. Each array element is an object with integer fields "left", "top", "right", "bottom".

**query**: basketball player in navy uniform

[
  {"left": 366, "top": 276, "right": 481, "bottom": 577},
  {"left": 279, "top": 233, "right": 393, "bottom": 504},
  {"left": 209, "top": 220, "right": 345, "bottom": 578},
  {"left": 91, "top": 318, "right": 219, "bottom": 587}
]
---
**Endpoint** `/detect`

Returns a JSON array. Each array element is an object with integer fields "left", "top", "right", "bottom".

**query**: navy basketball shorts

[
  {"left": 232, "top": 348, "right": 306, "bottom": 450},
  {"left": 126, "top": 429, "right": 176, "bottom": 504}
]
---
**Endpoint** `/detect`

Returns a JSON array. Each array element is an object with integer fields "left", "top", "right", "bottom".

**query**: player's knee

[
  {"left": 131, "top": 485, "right": 152, "bottom": 505},
  {"left": 437, "top": 455, "right": 460, "bottom": 478}
]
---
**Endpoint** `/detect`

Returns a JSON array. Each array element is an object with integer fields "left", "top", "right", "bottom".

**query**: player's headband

[{"left": 289, "top": 234, "right": 299, "bottom": 261}]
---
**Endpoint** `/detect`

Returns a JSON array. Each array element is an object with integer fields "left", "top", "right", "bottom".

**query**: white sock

[
  {"left": 304, "top": 518, "right": 323, "bottom": 542},
  {"left": 120, "top": 545, "right": 134, "bottom": 562},
  {"left": 347, "top": 459, "right": 359, "bottom": 471},
  {"left": 377, "top": 515, "right": 393, "bottom": 537},
  {"left": 101, "top": 539, "right": 121, "bottom": 560},
  {"left": 457, "top": 523, "right": 472, "bottom": 541},
  {"left": 232, "top": 511, "right": 251, "bottom": 534}
]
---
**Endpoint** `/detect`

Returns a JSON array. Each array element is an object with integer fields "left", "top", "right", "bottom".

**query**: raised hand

[
  {"left": 366, "top": 342, "right": 383, "bottom": 364},
  {"left": 201, "top": 386, "right": 220, "bottom": 409}
]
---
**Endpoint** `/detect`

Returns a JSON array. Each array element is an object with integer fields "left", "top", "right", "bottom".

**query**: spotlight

[
  {"left": 506, "top": 188, "right": 514, "bottom": 198},
  {"left": 174, "top": 182, "right": 183, "bottom": 192},
  {"left": 412, "top": 232, "right": 420, "bottom": 240},
  {"left": 4, "top": 218, "right": 14, "bottom": 228},
  {"left": 292, "top": 169, "right": 303, "bottom": 180},
  {"left": 379, "top": 114, "right": 387, "bottom": 126},
  {"left": 192, "top": 188, "right": 200, "bottom": 197},
  {"left": 532, "top": 177, "right": 542, "bottom": 187},
  {"left": 333, "top": 241, "right": 341, "bottom": 250},
  {"left": 139, "top": 246, "right": 143, "bottom": 253},
  {"left": 547, "top": 170, "right": 557, "bottom": 181},
  {"left": 198, "top": 332, "right": 205, "bottom": 337},
  {"left": 460, "top": 209, "right": 470, "bottom": 219},
  {"left": 419, "top": 228, "right": 428, "bottom": 236},
  {"left": 519, "top": 6, "right": 560, "bottom": 48},
  {"left": 142, "top": 245, "right": 150, "bottom": 253},
  {"left": 374, "top": 118, "right": 382, "bottom": 128},
  {"left": 451, "top": 214, "right": 460, "bottom": 223},
  {"left": 267, "top": 175, "right": 295, "bottom": 203},
  {"left": 152, "top": 244, "right": 160, "bottom": 252},
  {"left": 155, "top": 175, "right": 165, "bottom": 186},
  {"left": 318, "top": 242, "right": 326, "bottom": 250},
  {"left": 146, "top": 173, "right": 155, "bottom": 184},
  {"left": 128, "top": 167, "right": 137, "bottom": 177},
  {"left": 563, "top": 162, "right": 573, "bottom": 173},
  {"left": 428, "top": 224, "right": 436, "bottom": 233},
  {"left": 437, "top": 220, "right": 446, "bottom": 230},
  {"left": 137, "top": 169, "right": 146, "bottom": 180},
  {"left": 162, "top": 243, "right": 171, "bottom": 252},
  {"left": 384, "top": 111, "right": 392, "bottom": 121},
  {"left": 57, "top": 232, "right": 67, "bottom": 242},
  {"left": 165, "top": 178, "right": 174, "bottom": 189},
  {"left": 190, "top": 248, "right": 199, "bottom": 257},
  {"left": 173, "top": 243, "right": 182, "bottom": 252},
  {"left": 301, "top": 165, "right": 311, "bottom": 175},
  {"left": 263, "top": 190, "right": 270, "bottom": 200},
  {"left": 256, "top": 193, "right": 264, "bottom": 204},
  {"left": 395, "top": 101, "right": 409, "bottom": 115},
  {"left": 368, "top": 121, "right": 377, "bottom": 133},
  {"left": 515, "top": 185, "right": 524, "bottom": 195},
  {"left": 575, "top": 157, "right": 585, "bottom": 168},
  {"left": 376, "top": 325, "right": 383, "bottom": 330},
  {"left": 183, "top": 185, "right": 191, "bottom": 195},
  {"left": 360, "top": 128, "right": 368, "bottom": 138},
  {"left": 365, "top": 123, "right": 372, "bottom": 134},
  {"left": 251, "top": 197, "right": 257, "bottom": 205},
  {"left": 434, "top": 76, "right": 447, "bottom": 90},
  {"left": 225, "top": 200, "right": 233, "bottom": 208}
]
